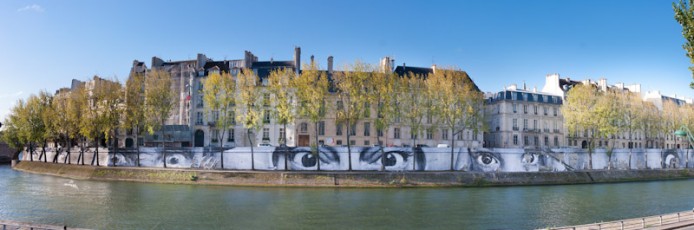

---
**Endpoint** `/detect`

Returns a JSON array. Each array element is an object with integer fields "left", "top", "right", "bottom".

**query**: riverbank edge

[{"left": 12, "top": 161, "right": 694, "bottom": 188}]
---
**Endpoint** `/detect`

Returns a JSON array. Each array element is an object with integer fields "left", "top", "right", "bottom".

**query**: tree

[
  {"left": 95, "top": 78, "right": 123, "bottom": 167},
  {"left": 269, "top": 67, "right": 297, "bottom": 170},
  {"left": 427, "top": 68, "right": 484, "bottom": 170},
  {"left": 674, "top": 0, "right": 694, "bottom": 89},
  {"left": 334, "top": 61, "right": 372, "bottom": 171},
  {"left": 71, "top": 84, "right": 90, "bottom": 165},
  {"left": 144, "top": 70, "right": 176, "bottom": 168},
  {"left": 23, "top": 92, "right": 51, "bottom": 162},
  {"left": 123, "top": 72, "right": 145, "bottom": 166},
  {"left": 50, "top": 90, "right": 72, "bottom": 163},
  {"left": 370, "top": 70, "right": 398, "bottom": 171},
  {"left": 202, "top": 71, "right": 236, "bottom": 168},
  {"left": 593, "top": 90, "right": 620, "bottom": 170},
  {"left": 562, "top": 84, "right": 600, "bottom": 169},
  {"left": 398, "top": 72, "right": 427, "bottom": 147},
  {"left": 2, "top": 99, "right": 29, "bottom": 161},
  {"left": 293, "top": 63, "right": 329, "bottom": 169},
  {"left": 269, "top": 68, "right": 297, "bottom": 147},
  {"left": 236, "top": 68, "right": 263, "bottom": 170},
  {"left": 617, "top": 91, "right": 645, "bottom": 169}
]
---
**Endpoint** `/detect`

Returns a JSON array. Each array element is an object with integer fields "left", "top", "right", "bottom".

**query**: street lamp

[{"left": 675, "top": 125, "right": 693, "bottom": 168}]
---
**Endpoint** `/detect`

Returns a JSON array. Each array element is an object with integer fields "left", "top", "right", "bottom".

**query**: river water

[{"left": 0, "top": 165, "right": 693, "bottom": 229}]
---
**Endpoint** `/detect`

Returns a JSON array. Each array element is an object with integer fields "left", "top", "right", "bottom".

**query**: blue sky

[{"left": 0, "top": 0, "right": 691, "bottom": 122}]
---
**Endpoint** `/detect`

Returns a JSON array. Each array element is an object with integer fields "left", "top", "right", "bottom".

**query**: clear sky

[{"left": 0, "top": 0, "right": 691, "bottom": 122}]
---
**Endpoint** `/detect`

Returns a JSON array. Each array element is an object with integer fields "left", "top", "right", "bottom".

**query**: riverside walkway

[
  {"left": 548, "top": 210, "right": 694, "bottom": 230},
  {"left": 0, "top": 220, "right": 90, "bottom": 230}
]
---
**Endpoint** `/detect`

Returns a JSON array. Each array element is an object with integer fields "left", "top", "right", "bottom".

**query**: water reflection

[{"left": 0, "top": 165, "right": 693, "bottom": 229}]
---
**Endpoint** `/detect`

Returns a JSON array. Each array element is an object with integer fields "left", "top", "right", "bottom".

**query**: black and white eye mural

[
  {"left": 358, "top": 147, "right": 415, "bottom": 171},
  {"left": 663, "top": 151, "right": 680, "bottom": 169},
  {"left": 470, "top": 150, "right": 502, "bottom": 172}
]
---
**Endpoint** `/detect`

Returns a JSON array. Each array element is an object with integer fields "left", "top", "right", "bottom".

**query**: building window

[
  {"left": 263, "top": 110, "right": 271, "bottom": 124},
  {"left": 364, "top": 122, "right": 370, "bottom": 136},
  {"left": 318, "top": 121, "right": 325, "bottom": 136},
  {"left": 263, "top": 128, "right": 270, "bottom": 140},
  {"left": 553, "top": 107, "right": 557, "bottom": 116},
  {"left": 336, "top": 140, "right": 343, "bottom": 145},
  {"left": 263, "top": 93, "right": 270, "bottom": 107},
  {"left": 212, "top": 111, "right": 219, "bottom": 122},
  {"left": 543, "top": 107, "right": 548, "bottom": 116},
  {"left": 513, "top": 135, "right": 518, "bottom": 145},
  {"left": 394, "top": 128, "right": 401, "bottom": 139},
  {"left": 411, "top": 130, "right": 418, "bottom": 140},
  {"left": 349, "top": 124, "right": 356, "bottom": 136},
  {"left": 523, "top": 105, "right": 527, "bottom": 114},
  {"left": 377, "top": 128, "right": 383, "bottom": 137},
  {"left": 457, "top": 132, "right": 463, "bottom": 140},
  {"left": 337, "top": 100, "right": 344, "bottom": 110},
  {"left": 197, "top": 95, "right": 204, "bottom": 108},
  {"left": 426, "top": 129, "right": 433, "bottom": 140},
  {"left": 534, "top": 136, "right": 539, "bottom": 146},
  {"left": 350, "top": 140, "right": 356, "bottom": 146},
  {"left": 513, "top": 119, "right": 518, "bottom": 131},
  {"left": 227, "top": 129, "right": 235, "bottom": 142},
  {"left": 363, "top": 102, "right": 370, "bottom": 117},
  {"left": 523, "top": 119, "right": 528, "bottom": 130},
  {"left": 230, "top": 111, "right": 236, "bottom": 125},
  {"left": 426, "top": 113, "right": 432, "bottom": 124},
  {"left": 534, "top": 105, "right": 537, "bottom": 115},
  {"left": 533, "top": 120, "right": 537, "bottom": 131},
  {"left": 279, "top": 128, "right": 285, "bottom": 143},
  {"left": 211, "top": 129, "right": 219, "bottom": 143},
  {"left": 336, "top": 124, "right": 343, "bottom": 136},
  {"left": 442, "top": 129, "right": 448, "bottom": 140},
  {"left": 513, "top": 103, "right": 517, "bottom": 113},
  {"left": 544, "top": 136, "right": 549, "bottom": 146},
  {"left": 554, "top": 136, "right": 559, "bottom": 146},
  {"left": 300, "top": 123, "right": 308, "bottom": 133},
  {"left": 196, "top": 112, "right": 203, "bottom": 125},
  {"left": 364, "top": 140, "right": 370, "bottom": 146}
]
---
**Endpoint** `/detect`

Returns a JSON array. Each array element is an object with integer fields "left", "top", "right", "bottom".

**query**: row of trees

[
  {"left": 562, "top": 84, "right": 694, "bottom": 169},
  {"left": 2, "top": 71, "right": 175, "bottom": 167},
  {"left": 2, "top": 61, "right": 484, "bottom": 171}
]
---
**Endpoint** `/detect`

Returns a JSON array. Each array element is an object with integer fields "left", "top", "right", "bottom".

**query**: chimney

[
  {"left": 294, "top": 46, "right": 301, "bottom": 74},
  {"left": 598, "top": 78, "right": 607, "bottom": 92},
  {"left": 310, "top": 55, "right": 315, "bottom": 66},
  {"left": 431, "top": 64, "right": 437, "bottom": 74},
  {"left": 380, "top": 56, "right": 393, "bottom": 73},
  {"left": 327, "top": 56, "right": 334, "bottom": 74}
]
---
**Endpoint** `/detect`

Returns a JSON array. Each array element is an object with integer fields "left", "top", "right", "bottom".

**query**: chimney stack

[
  {"left": 310, "top": 55, "right": 315, "bottom": 66},
  {"left": 327, "top": 56, "right": 334, "bottom": 74},
  {"left": 431, "top": 64, "right": 437, "bottom": 74},
  {"left": 294, "top": 46, "right": 301, "bottom": 74}
]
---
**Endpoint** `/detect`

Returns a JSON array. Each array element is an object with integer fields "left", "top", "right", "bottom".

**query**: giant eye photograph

[{"left": 2, "top": 0, "right": 694, "bottom": 229}]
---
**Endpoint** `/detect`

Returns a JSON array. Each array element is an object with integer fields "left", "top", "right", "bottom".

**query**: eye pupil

[
  {"left": 169, "top": 157, "right": 178, "bottom": 164},
  {"left": 482, "top": 156, "right": 492, "bottom": 164},
  {"left": 301, "top": 153, "right": 317, "bottom": 167},
  {"left": 384, "top": 153, "right": 397, "bottom": 167}
]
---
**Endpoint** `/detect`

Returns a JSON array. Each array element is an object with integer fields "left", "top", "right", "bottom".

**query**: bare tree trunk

[
  {"left": 315, "top": 121, "right": 320, "bottom": 171},
  {"left": 346, "top": 123, "right": 352, "bottom": 171},
  {"left": 248, "top": 129, "right": 255, "bottom": 170},
  {"left": 135, "top": 127, "right": 140, "bottom": 167},
  {"left": 220, "top": 130, "right": 225, "bottom": 169},
  {"left": 41, "top": 140, "right": 47, "bottom": 163},
  {"left": 451, "top": 129, "right": 456, "bottom": 171}
]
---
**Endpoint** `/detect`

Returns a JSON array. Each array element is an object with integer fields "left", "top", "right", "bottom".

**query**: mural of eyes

[
  {"left": 664, "top": 152, "right": 679, "bottom": 169},
  {"left": 109, "top": 153, "right": 133, "bottom": 166},
  {"left": 471, "top": 151, "right": 502, "bottom": 172},
  {"left": 521, "top": 153, "right": 537, "bottom": 164},
  {"left": 358, "top": 148, "right": 411, "bottom": 170},
  {"left": 166, "top": 153, "right": 190, "bottom": 167},
  {"left": 285, "top": 147, "right": 340, "bottom": 170}
]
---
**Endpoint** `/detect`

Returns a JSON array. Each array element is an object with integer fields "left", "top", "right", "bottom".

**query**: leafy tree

[
  {"left": 1, "top": 99, "right": 28, "bottom": 160},
  {"left": 71, "top": 84, "right": 90, "bottom": 165},
  {"left": 144, "top": 70, "right": 176, "bottom": 168},
  {"left": 293, "top": 63, "right": 329, "bottom": 169},
  {"left": 398, "top": 72, "right": 427, "bottom": 147},
  {"left": 674, "top": 0, "right": 694, "bottom": 89},
  {"left": 50, "top": 90, "right": 72, "bottom": 163},
  {"left": 202, "top": 71, "right": 236, "bottom": 168},
  {"left": 562, "top": 84, "right": 600, "bottom": 169},
  {"left": 236, "top": 68, "right": 263, "bottom": 170},
  {"left": 95, "top": 78, "right": 123, "bottom": 167},
  {"left": 123, "top": 73, "right": 145, "bottom": 166},
  {"left": 334, "top": 61, "right": 372, "bottom": 171},
  {"left": 593, "top": 90, "right": 620, "bottom": 169},
  {"left": 268, "top": 68, "right": 297, "bottom": 147},
  {"left": 617, "top": 91, "right": 645, "bottom": 169},
  {"left": 370, "top": 70, "right": 398, "bottom": 171},
  {"left": 25, "top": 92, "right": 51, "bottom": 162},
  {"left": 426, "top": 68, "right": 484, "bottom": 170}
]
